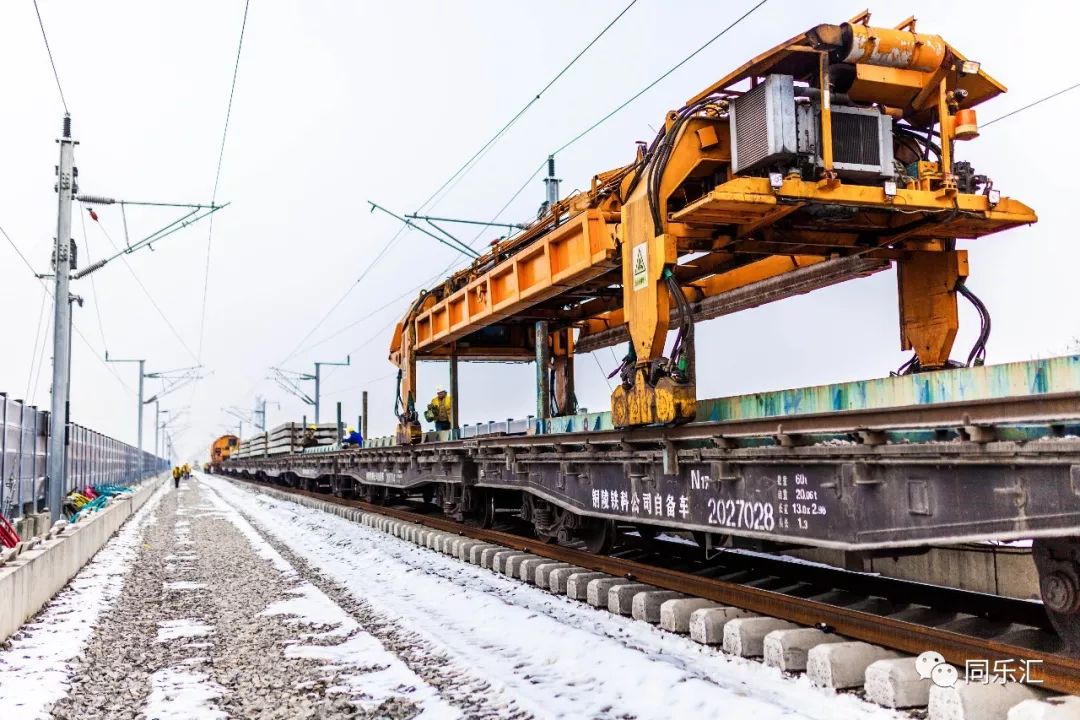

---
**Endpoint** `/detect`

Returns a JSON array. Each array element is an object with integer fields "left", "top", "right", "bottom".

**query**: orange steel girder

[{"left": 412, "top": 209, "right": 618, "bottom": 353}]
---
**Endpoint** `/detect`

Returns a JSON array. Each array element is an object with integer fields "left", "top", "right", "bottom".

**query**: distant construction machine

[
  {"left": 208, "top": 434, "right": 240, "bottom": 473},
  {"left": 389, "top": 11, "right": 1035, "bottom": 442}
]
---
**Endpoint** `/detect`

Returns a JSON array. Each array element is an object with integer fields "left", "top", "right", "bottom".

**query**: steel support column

[
  {"left": 361, "top": 391, "right": 368, "bottom": 440},
  {"left": 449, "top": 354, "right": 459, "bottom": 430},
  {"left": 46, "top": 115, "right": 76, "bottom": 523},
  {"left": 535, "top": 321, "right": 551, "bottom": 420}
]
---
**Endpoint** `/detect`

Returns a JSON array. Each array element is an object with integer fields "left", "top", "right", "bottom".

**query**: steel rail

[{"left": 238, "top": 480, "right": 1080, "bottom": 695}]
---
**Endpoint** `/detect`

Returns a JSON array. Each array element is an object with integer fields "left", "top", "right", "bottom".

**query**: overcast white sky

[{"left": 2, "top": 1, "right": 1078, "bottom": 462}]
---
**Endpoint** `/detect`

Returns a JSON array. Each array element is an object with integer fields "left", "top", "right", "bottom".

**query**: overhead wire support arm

[
  {"left": 143, "top": 365, "right": 206, "bottom": 404},
  {"left": 408, "top": 214, "right": 528, "bottom": 252},
  {"left": 404, "top": 213, "right": 528, "bottom": 232},
  {"left": 222, "top": 406, "right": 254, "bottom": 424},
  {"left": 72, "top": 198, "right": 230, "bottom": 280},
  {"left": 419, "top": 218, "right": 478, "bottom": 254},
  {"left": 77, "top": 197, "right": 225, "bottom": 210},
  {"left": 144, "top": 377, "right": 199, "bottom": 404},
  {"left": 268, "top": 367, "right": 315, "bottom": 406},
  {"left": 368, "top": 201, "right": 480, "bottom": 259},
  {"left": 145, "top": 364, "right": 204, "bottom": 378}
]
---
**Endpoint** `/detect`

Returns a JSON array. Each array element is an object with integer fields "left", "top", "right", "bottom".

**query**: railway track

[{"left": 229, "top": 477, "right": 1080, "bottom": 706}]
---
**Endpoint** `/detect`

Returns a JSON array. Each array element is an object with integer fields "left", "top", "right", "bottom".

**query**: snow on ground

[
  {"left": 263, "top": 582, "right": 357, "bottom": 633},
  {"left": 145, "top": 667, "right": 227, "bottom": 720},
  {"left": 164, "top": 580, "right": 207, "bottom": 590},
  {"left": 199, "top": 480, "right": 295, "bottom": 575},
  {"left": 203, "top": 474, "right": 906, "bottom": 720},
  {"left": 199, "top": 477, "right": 460, "bottom": 718},
  {"left": 0, "top": 480, "right": 169, "bottom": 719},
  {"left": 156, "top": 618, "right": 215, "bottom": 642},
  {"left": 262, "top": 581, "right": 455, "bottom": 716}
]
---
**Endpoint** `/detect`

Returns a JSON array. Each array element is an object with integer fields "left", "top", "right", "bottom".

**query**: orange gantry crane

[{"left": 390, "top": 11, "right": 1036, "bottom": 443}]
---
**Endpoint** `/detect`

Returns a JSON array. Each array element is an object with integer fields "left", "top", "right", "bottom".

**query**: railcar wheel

[
  {"left": 362, "top": 484, "right": 387, "bottom": 505},
  {"left": 331, "top": 477, "right": 355, "bottom": 499},
  {"left": 1033, "top": 536, "right": 1080, "bottom": 655},
  {"left": 579, "top": 518, "right": 616, "bottom": 555},
  {"left": 463, "top": 488, "right": 495, "bottom": 529}
]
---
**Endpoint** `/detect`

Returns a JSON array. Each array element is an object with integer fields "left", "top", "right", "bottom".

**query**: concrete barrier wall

[{"left": 0, "top": 473, "right": 167, "bottom": 643}]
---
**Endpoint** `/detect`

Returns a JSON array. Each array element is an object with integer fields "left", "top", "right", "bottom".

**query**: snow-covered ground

[
  {"left": 0, "top": 471, "right": 909, "bottom": 719},
  {"left": 203, "top": 474, "right": 905, "bottom": 720},
  {"left": 0, "top": 480, "right": 169, "bottom": 717},
  {"left": 0, "top": 477, "right": 458, "bottom": 719}
]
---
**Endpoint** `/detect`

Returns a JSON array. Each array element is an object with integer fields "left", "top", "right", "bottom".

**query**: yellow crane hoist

[{"left": 390, "top": 11, "right": 1036, "bottom": 443}]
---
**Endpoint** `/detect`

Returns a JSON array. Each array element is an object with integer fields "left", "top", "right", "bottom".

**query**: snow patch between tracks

[
  {"left": 144, "top": 666, "right": 227, "bottom": 720},
  {"left": 156, "top": 618, "right": 214, "bottom": 642}
]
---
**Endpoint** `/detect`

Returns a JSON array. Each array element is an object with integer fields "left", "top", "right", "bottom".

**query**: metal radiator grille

[
  {"left": 733, "top": 83, "right": 770, "bottom": 170},
  {"left": 832, "top": 111, "right": 881, "bottom": 167}
]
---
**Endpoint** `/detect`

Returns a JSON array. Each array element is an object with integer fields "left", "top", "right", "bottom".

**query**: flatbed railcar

[{"left": 221, "top": 356, "right": 1080, "bottom": 650}]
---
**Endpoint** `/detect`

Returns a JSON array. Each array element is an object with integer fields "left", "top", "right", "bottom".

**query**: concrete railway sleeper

[{"left": 228, "top": 478, "right": 1080, "bottom": 718}]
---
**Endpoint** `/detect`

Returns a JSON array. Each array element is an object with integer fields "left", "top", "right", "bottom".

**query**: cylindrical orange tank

[{"left": 841, "top": 23, "right": 947, "bottom": 72}]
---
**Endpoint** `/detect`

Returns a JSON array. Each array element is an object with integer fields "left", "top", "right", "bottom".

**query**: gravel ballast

[{"left": 43, "top": 479, "right": 456, "bottom": 719}]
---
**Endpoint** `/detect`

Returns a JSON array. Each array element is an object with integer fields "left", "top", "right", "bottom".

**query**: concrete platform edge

[{"left": 0, "top": 473, "right": 168, "bottom": 643}]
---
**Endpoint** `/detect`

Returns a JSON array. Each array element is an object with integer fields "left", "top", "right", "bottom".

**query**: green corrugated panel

[
  {"left": 696, "top": 355, "right": 1080, "bottom": 422},
  {"left": 544, "top": 409, "right": 614, "bottom": 434},
  {"left": 543, "top": 355, "right": 1080, "bottom": 432}
]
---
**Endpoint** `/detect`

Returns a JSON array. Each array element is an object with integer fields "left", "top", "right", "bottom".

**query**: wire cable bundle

[{"left": 66, "top": 484, "right": 133, "bottom": 523}]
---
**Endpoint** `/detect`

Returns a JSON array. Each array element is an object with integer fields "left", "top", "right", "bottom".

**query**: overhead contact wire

[
  {"left": 552, "top": 0, "right": 769, "bottom": 155},
  {"left": 276, "top": 225, "right": 407, "bottom": 367},
  {"left": 191, "top": 0, "right": 252, "bottom": 401},
  {"left": 277, "top": 4, "right": 638, "bottom": 374},
  {"left": 417, "top": 0, "right": 639, "bottom": 213},
  {"left": 24, "top": 288, "right": 49, "bottom": 402},
  {"left": 2, "top": 221, "right": 135, "bottom": 396},
  {"left": 32, "top": 0, "right": 69, "bottom": 113},
  {"left": 983, "top": 81, "right": 1080, "bottom": 127},
  {"left": 89, "top": 212, "right": 200, "bottom": 361},
  {"left": 79, "top": 206, "right": 110, "bottom": 351}
]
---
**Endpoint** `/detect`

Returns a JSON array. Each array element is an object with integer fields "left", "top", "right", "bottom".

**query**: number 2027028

[{"left": 705, "top": 498, "right": 775, "bottom": 531}]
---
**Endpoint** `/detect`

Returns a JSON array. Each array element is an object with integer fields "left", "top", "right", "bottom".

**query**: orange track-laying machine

[{"left": 389, "top": 11, "right": 1036, "bottom": 443}]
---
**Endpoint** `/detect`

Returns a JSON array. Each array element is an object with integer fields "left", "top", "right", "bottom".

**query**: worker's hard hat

[
  {"left": 309, "top": 424, "right": 317, "bottom": 430},
  {"left": 347, "top": 426, "right": 355, "bottom": 433},
  {"left": 436, "top": 385, "right": 446, "bottom": 394}
]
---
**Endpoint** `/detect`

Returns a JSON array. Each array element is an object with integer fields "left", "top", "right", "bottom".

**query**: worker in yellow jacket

[{"left": 426, "top": 386, "right": 453, "bottom": 431}]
